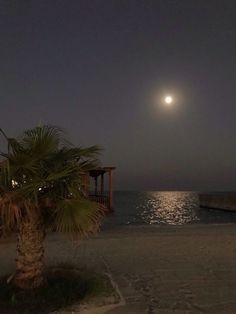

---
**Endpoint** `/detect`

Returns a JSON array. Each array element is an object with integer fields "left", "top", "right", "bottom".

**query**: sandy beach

[{"left": 1, "top": 224, "right": 236, "bottom": 313}]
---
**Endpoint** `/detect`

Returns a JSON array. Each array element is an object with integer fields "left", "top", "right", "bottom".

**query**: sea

[{"left": 102, "top": 191, "right": 236, "bottom": 227}]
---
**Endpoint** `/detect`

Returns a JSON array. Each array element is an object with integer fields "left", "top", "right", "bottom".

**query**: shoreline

[
  {"left": 100, "top": 221, "right": 236, "bottom": 232},
  {"left": 2, "top": 222, "right": 236, "bottom": 243}
]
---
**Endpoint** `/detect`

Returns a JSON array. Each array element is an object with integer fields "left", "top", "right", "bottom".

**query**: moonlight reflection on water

[
  {"left": 102, "top": 191, "right": 236, "bottom": 227},
  {"left": 139, "top": 191, "right": 198, "bottom": 225}
]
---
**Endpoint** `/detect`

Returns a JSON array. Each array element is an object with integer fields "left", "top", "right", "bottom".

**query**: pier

[{"left": 199, "top": 192, "right": 236, "bottom": 212}]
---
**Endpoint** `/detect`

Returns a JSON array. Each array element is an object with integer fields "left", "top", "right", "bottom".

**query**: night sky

[{"left": 1, "top": 1, "right": 236, "bottom": 191}]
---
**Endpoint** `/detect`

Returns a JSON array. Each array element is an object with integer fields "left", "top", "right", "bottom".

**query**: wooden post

[
  {"left": 108, "top": 170, "right": 113, "bottom": 210},
  {"left": 94, "top": 176, "right": 98, "bottom": 196},
  {"left": 83, "top": 173, "right": 89, "bottom": 196},
  {"left": 101, "top": 173, "right": 104, "bottom": 195}
]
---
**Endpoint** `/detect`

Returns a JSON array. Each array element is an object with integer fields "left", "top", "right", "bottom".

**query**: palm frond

[
  {"left": 77, "top": 145, "right": 103, "bottom": 160},
  {"left": 0, "top": 128, "right": 24, "bottom": 156},
  {"left": 0, "top": 128, "right": 8, "bottom": 141},
  {"left": 78, "top": 159, "right": 101, "bottom": 172},
  {"left": 0, "top": 159, "right": 10, "bottom": 187},
  {"left": 0, "top": 192, "right": 23, "bottom": 233},
  {"left": 20, "top": 125, "right": 64, "bottom": 156},
  {"left": 52, "top": 198, "right": 105, "bottom": 237}
]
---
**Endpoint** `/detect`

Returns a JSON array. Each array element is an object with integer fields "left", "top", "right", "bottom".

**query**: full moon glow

[{"left": 164, "top": 96, "right": 173, "bottom": 104}]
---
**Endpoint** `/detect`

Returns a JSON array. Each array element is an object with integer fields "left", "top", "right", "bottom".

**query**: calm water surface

[{"left": 103, "top": 191, "right": 236, "bottom": 226}]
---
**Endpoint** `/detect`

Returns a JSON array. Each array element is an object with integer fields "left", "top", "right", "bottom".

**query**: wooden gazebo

[{"left": 82, "top": 167, "right": 116, "bottom": 211}]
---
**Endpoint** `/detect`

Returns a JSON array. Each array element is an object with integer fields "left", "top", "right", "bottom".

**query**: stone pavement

[{"left": 1, "top": 224, "right": 236, "bottom": 313}]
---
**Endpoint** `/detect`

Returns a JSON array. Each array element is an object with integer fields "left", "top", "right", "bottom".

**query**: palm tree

[{"left": 0, "top": 125, "right": 104, "bottom": 289}]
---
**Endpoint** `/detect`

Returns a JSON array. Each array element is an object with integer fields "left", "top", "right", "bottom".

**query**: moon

[{"left": 164, "top": 96, "right": 173, "bottom": 105}]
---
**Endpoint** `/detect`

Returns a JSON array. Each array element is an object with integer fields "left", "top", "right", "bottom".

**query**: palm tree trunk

[{"left": 13, "top": 211, "right": 45, "bottom": 289}]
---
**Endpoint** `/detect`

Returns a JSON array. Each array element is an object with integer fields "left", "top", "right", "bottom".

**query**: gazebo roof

[{"left": 89, "top": 166, "right": 115, "bottom": 177}]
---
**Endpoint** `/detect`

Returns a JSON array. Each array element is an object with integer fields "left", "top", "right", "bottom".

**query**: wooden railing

[{"left": 89, "top": 194, "right": 110, "bottom": 209}]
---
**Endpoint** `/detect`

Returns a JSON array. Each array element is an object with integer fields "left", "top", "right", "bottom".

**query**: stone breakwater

[{"left": 199, "top": 192, "right": 236, "bottom": 212}]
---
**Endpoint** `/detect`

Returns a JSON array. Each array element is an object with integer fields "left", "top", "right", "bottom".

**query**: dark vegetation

[{"left": 0, "top": 265, "right": 112, "bottom": 314}]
